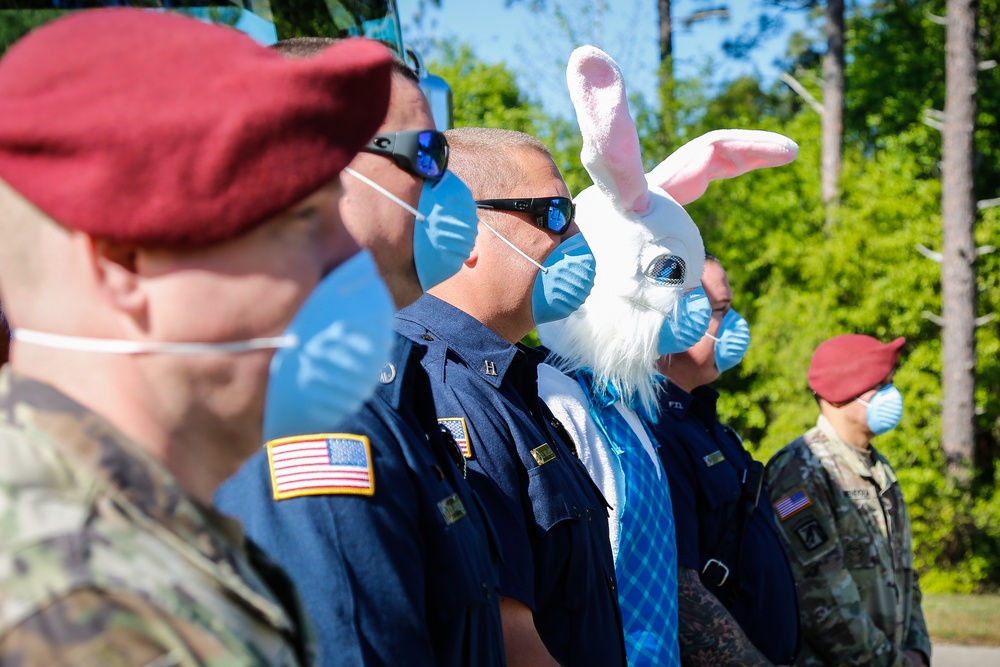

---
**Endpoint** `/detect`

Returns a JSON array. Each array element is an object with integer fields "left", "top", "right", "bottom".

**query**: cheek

[
  {"left": 156, "top": 272, "right": 310, "bottom": 342},
  {"left": 707, "top": 312, "right": 726, "bottom": 337},
  {"left": 691, "top": 334, "right": 716, "bottom": 364}
]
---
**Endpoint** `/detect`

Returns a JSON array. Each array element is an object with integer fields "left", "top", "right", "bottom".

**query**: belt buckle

[{"left": 701, "top": 558, "right": 730, "bottom": 587}]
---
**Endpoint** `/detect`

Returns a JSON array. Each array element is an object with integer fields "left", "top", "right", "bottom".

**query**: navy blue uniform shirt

[
  {"left": 397, "top": 294, "right": 627, "bottom": 667},
  {"left": 650, "top": 381, "right": 798, "bottom": 665},
  {"left": 216, "top": 334, "right": 505, "bottom": 667}
]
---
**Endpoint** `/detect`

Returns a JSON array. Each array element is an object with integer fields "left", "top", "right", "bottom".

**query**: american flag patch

[
  {"left": 438, "top": 417, "right": 472, "bottom": 459},
  {"left": 774, "top": 489, "right": 812, "bottom": 521},
  {"left": 267, "top": 434, "right": 374, "bottom": 500}
]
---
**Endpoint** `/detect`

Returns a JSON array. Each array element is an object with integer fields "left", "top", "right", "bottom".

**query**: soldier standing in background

[
  {"left": 0, "top": 10, "right": 394, "bottom": 664},
  {"left": 765, "top": 334, "right": 931, "bottom": 667}
]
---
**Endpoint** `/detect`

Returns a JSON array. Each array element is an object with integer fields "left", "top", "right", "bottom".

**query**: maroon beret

[
  {"left": 808, "top": 334, "right": 906, "bottom": 403},
  {"left": 0, "top": 9, "right": 392, "bottom": 247}
]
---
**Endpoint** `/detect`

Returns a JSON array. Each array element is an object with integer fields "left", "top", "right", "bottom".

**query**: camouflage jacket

[
  {"left": 0, "top": 368, "right": 315, "bottom": 666},
  {"left": 764, "top": 416, "right": 931, "bottom": 667}
]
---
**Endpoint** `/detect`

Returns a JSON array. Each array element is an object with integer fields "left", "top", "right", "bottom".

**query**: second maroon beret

[{"left": 808, "top": 334, "right": 905, "bottom": 403}]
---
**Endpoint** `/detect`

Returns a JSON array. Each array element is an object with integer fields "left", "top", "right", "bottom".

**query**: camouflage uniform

[
  {"left": 0, "top": 368, "right": 315, "bottom": 666},
  {"left": 764, "top": 415, "right": 931, "bottom": 667}
]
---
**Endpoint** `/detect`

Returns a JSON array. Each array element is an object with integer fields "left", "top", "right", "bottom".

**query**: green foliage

[
  {"left": 0, "top": 9, "right": 64, "bottom": 56},
  {"left": 426, "top": 41, "right": 591, "bottom": 195}
]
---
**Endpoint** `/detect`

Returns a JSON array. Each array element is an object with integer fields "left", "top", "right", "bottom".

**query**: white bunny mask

[{"left": 540, "top": 46, "right": 798, "bottom": 414}]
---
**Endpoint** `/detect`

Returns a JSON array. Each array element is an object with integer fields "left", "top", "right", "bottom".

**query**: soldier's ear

[{"left": 82, "top": 234, "right": 147, "bottom": 317}]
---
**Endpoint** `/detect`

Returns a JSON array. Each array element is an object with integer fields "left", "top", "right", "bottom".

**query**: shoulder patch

[
  {"left": 774, "top": 488, "right": 812, "bottom": 521},
  {"left": 267, "top": 434, "right": 374, "bottom": 500},
  {"left": 794, "top": 518, "right": 829, "bottom": 551},
  {"left": 438, "top": 417, "right": 473, "bottom": 459}
]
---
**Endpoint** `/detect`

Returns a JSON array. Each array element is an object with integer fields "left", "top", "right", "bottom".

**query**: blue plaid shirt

[{"left": 577, "top": 371, "right": 680, "bottom": 667}]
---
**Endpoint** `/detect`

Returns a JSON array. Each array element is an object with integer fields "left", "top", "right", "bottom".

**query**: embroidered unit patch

[
  {"left": 795, "top": 518, "right": 829, "bottom": 551},
  {"left": 437, "top": 493, "right": 468, "bottom": 525},
  {"left": 267, "top": 434, "right": 374, "bottom": 500},
  {"left": 774, "top": 488, "right": 812, "bottom": 520},
  {"left": 438, "top": 417, "right": 472, "bottom": 459}
]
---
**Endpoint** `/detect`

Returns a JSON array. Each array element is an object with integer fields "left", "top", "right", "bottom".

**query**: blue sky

[{"left": 396, "top": 0, "right": 810, "bottom": 119}]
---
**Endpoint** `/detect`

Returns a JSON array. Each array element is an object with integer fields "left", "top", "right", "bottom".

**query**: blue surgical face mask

[
  {"left": 263, "top": 250, "right": 395, "bottom": 440},
  {"left": 706, "top": 308, "right": 750, "bottom": 373},
  {"left": 657, "top": 286, "right": 711, "bottom": 354},
  {"left": 480, "top": 221, "right": 595, "bottom": 325},
  {"left": 343, "top": 167, "right": 478, "bottom": 291},
  {"left": 531, "top": 233, "right": 596, "bottom": 324},
  {"left": 856, "top": 384, "right": 904, "bottom": 435}
]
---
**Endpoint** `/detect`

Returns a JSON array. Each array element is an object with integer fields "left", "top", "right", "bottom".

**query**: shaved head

[{"left": 444, "top": 127, "right": 552, "bottom": 200}]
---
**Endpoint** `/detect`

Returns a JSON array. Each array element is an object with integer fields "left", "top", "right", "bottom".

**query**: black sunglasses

[
  {"left": 475, "top": 197, "right": 575, "bottom": 235},
  {"left": 361, "top": 129, "right": 449, "bottom": 181}
]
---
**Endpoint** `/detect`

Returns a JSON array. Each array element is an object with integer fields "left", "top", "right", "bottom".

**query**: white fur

[{"left": 541, "top": 47, "right": 799, "bottom": 416}]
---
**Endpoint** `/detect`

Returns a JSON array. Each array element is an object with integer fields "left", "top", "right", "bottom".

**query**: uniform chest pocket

[
  {"left": 528, "top": 457, "right": 586, "bottom": 530},
  {"left": 425, "top": 492, "right": 498, "bottom": 623},
  {"left": 841, "top": 532, "right": 878, "bottom": 570},
  {"left": 527, "top": 459, "right": 595, "bottom": 609},
  {"left": 693, "top": 455, "right": 741, "bottom": 510}
]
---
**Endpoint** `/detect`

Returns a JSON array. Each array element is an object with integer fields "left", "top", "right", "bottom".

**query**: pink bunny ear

[
  {"left": 567, "top": 46, "right": 650, "bottom": 215},
  {"left": 646, "top": 129, "right": 799, "bottom": 205}
]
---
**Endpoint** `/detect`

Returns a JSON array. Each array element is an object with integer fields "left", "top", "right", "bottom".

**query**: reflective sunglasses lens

[
  {"left": 416, "top": 131, "right": 447, "bottom": 179},
  {"left": 546, "top": 199, "right": 572, "bottom": 233}
]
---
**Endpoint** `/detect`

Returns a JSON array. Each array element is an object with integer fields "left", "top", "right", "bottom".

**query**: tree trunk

[
  {"left": 657, "top": 0, "right": 676, "bottom": 140},
  {"left": 941, "top": 0, "right": 979, "bottom": 481},
  {"left": 821, "top": 0, "right": 844, "bottom": 225}
]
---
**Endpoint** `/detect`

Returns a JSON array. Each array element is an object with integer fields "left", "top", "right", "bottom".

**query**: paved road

[{"left": 934, "top": 643, "right": 1000, "bottom": 666}]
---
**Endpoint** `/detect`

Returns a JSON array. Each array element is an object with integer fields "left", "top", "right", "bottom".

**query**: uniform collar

[
  {"left": 374, "top": 333, "right": 423, "bottom": 410},
  {"left": 815, "top": 414, "right": 877, "bottom": 479},
  {"left": 658, "top": 380, "right": 719, "bottom": 422},
  {"left": 397, "top": 293, "right": 525, "bottom": 389},
  {"left": 0, "top": 367, "right": 294, "bottom": 631}
]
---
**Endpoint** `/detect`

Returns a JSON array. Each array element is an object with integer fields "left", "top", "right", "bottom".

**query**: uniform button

[
  {"left": 421, "top": 333, "right": 434, "bottom": 341},
  {"left": 481, "top": 583, "right": 491, "bottom": 599},
  {"left": 586, "top": 509, "right": 592, "bottom": 521},
  {"left": 573, "top": 506, "right": 581, "bottom": 518}
]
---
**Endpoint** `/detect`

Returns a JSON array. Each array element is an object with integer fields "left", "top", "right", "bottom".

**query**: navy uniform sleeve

[
  {"left": 217, "top": 417, "right": 437, "bottom": 667},
  {"left": 656, "top": 423, "right": 703, "bottom": 571}
]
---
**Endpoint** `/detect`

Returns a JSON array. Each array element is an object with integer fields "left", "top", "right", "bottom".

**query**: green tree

[{"left": 427, "top": 41, "right": 590, "bottom": 195}]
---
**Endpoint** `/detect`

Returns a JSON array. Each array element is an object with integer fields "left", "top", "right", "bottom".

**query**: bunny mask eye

[{"left": 644, "top": 254, "right": 686, "bottom": 285}]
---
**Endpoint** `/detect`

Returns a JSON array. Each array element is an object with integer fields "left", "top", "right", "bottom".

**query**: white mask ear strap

[
  {"left": 12, "top": 328, "right": 297, "bottom": 355},
  {"left": 705, "top": 333, "right": 722, "bottom": 343},
  {"left": 479, "top": 219, "right": 548, "bottom": 273},
  {"left": 342, "top": 167, "right": 425, "bottom": 221}
]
